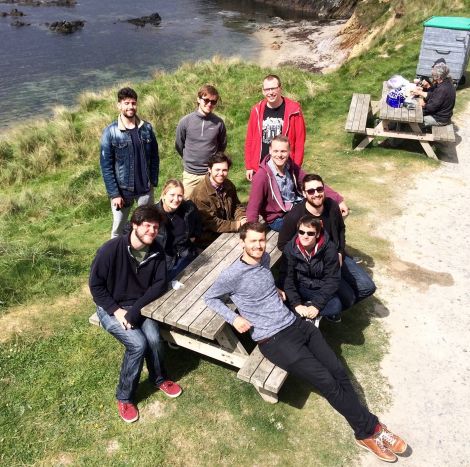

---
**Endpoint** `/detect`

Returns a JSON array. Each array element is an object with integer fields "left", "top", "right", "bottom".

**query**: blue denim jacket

[{"left": 100, "top": 115, "right": 159, "bottom": 198}]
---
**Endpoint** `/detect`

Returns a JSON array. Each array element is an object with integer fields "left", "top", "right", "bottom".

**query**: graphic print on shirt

[{"left": 262, "top": 117, "right": 283, "bottom": 145}]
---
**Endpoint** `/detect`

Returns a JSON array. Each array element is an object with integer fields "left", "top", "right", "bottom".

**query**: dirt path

[{"left": 360, "top": 104, "right": 470, "bottom": 466}]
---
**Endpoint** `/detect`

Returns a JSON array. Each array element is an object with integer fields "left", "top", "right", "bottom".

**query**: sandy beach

[{"left": 253, "top": 17, "right": 349, "bottom": 73}]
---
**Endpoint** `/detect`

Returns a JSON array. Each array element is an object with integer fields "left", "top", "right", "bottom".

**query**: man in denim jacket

[{"left": 100, "top": 87, "right": 159, "bottom": 238}]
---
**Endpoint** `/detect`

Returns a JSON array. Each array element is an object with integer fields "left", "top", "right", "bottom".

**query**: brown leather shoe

[
  {"left": 378, "top": 424, "right": 407, "bottom": 454},
  {"left": 356, "top": 434, "right": 397, "bottom": 463}
]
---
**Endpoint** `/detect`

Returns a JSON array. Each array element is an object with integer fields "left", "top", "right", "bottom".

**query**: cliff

[{"left": 252, "top": 0, "right": 357, "bottom": 18}]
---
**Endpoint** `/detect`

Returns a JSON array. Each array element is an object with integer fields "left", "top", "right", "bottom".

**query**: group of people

[{"left": 90, "top": 76, "right": 406, "bottom": 463}]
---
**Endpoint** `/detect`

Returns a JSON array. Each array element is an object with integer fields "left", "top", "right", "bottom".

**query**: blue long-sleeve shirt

[{"left": 204, "top": 252, "right": 295, "bottom": 341}]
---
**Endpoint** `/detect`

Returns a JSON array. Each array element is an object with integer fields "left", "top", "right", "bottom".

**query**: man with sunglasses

[
  {"left": 205, "top": 222, "right": 407, "bottom": 463},
  {"left": 246, "top": 136, "right": 343, "bottom": 231},
  {"left": 244, "top": 74, "right": 306, "bottom": 182},
  {"left": 175, "top": 84, "right": 227, "bottom": 198},
  {"left": 278, "top": 174, "right": 376, "bottom": 318}
]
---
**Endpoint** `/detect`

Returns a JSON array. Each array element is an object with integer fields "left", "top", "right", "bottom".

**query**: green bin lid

[{"left": 423, "top": 16, "right": 470, "bottom": 31}]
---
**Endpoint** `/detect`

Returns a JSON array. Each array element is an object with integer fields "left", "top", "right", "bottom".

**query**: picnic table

[
  {"left": 345, "top": 82, "right": 455, "bottom": 160},
  {"left": 90, "top": 230, "right": 288, "bottom": 403}
]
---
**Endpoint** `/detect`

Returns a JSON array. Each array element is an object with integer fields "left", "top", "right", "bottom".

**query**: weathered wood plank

[
  {"left": 148, "top": 234, "right": 241, "bottom": 322},
  {"left": 345, "top": 93, "right": 359, "bottom": 131},
  {"left": 237, "top": 346, "right": 265, "bottom": 383},
  {"left": 345, "top": 94, "right": 370, "bottom": 133},
  {"left": 250, "top": 357, "right": 276, "bottom": 387},
  {"left": 264, "top": 366, "right": 289, "bottom": 393},
  {"left": 357, "top": 95, "right": 370, "bottom": 132},
  {"left": 432, "top": 124, "right": 455, "bottom": 142},
  {"left": 89, "top": 312, "right": 100, "bottom": 327},
  {"left": 141, "top": 233, "right": 234, "bottom": 317},
  {"left": 163, "top": 238, "right": 246, "bottom": 328},
  {"left": 201, "top": 314, "right": 226, "bottom": 339},
  {"left": 160, "top": 328, "right": 248, "bottom": 369}
]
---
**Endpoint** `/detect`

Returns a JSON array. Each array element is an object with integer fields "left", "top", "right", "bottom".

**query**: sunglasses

[
  {"left": 201, "top": 97, "right": 218, "bottom": 105},
  {"left": 298, "top": 229, "right": 317, "bottom": 237},
  {"left": 305, "top": 186, "right": 324, "bottom": 195}
]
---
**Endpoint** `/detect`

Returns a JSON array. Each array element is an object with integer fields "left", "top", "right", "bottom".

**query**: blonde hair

[{"left": 160, "top": 179, "right": 184, "bottom": 199}]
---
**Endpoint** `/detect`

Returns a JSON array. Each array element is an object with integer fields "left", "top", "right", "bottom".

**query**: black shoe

[{"left": 325, "top": 314, "right": 342, "bottom": 323}]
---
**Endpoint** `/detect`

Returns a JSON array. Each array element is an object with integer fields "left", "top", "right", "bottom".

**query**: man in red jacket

[{"left": 245, "top": 74, "right": 306, "bottom": 181}]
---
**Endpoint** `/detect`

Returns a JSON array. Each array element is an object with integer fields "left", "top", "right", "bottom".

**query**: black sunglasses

[
  {"left": 305, "top": 186, "right": 324, "bottom": 195},
  {"left": 298, "top": 229, "right": 317, "bottom": 237},
  {"left": 201, "top": 97, "right": 218, "bottom": 105}
]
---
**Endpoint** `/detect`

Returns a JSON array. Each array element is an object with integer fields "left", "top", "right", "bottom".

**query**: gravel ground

[{"left": 360, "top": 103, "right": 470, "bottom": 466}]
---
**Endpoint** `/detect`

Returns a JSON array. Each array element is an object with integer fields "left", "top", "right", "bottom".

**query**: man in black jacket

[
  {"left": 278, "top": 174, "right": 376, "bottom": 319},
  {"left": 89, "top": 205, "right": 182, "bottom": 424}
]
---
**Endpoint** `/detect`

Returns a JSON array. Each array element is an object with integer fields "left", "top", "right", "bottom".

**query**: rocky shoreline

[{"left": 253, "top": 17, "right": 350, "bottom": 73}]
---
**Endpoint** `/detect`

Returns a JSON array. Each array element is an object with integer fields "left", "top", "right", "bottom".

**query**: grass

[{"left": 1, "top": 0, "right": 469, "bottom": 464}]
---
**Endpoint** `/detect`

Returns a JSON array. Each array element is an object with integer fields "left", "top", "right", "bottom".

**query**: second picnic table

[{"left": 345, "top": 82, "right": 455, "bottom": 159}]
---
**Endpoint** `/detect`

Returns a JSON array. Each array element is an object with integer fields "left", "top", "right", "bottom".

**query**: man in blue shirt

[{"left": 205, "top": 222, "right": 407, "bottom": 463}]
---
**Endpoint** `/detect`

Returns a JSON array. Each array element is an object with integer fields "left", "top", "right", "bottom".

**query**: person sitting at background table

[
  {"left": 413, "top": 63, "right": 456, "bottom": 127},
  {"left": 155, "top": 179, "right": 201, "bottom": 281}
]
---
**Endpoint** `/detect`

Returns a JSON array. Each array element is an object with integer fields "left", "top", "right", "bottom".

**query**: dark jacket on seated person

[
  {"left": 424, "top": 79, "right": 456, "bottom": 124},
  {"left": 280, "top": 231, "right": 340, "bottom": 311},
  {"left": 89, "top": 233, "right": 167, "bottom": 327},
  {"left": 190, "top": 173, "right": 246, "bottom": 247},
  {"left": 155, "top": 199, "right": 201, "bottom": 271}
]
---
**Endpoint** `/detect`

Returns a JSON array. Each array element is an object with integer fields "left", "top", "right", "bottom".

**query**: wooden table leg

[
  {"left": 254, "top": 385, "right": 278, "bottom": 404},
  {"left": 215, "top": 325, "right": 249, "bottom": 355},
  {"left": 409, "top": 123, "right": 438, "bottom": 160}
]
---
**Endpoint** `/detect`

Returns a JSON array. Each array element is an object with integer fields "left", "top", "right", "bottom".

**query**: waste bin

[{"left": 416, "top": 16, "right": 470, "bottom": 86}]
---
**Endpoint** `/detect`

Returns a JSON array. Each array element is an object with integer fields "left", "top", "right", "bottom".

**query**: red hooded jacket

[{"left": 244, "top": 96, "right": 306, "bottom": 171}]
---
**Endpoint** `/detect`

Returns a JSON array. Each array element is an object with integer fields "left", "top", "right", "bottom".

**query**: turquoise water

[{"left": 0, "top": 0, "right": 309, "bottom": 128}]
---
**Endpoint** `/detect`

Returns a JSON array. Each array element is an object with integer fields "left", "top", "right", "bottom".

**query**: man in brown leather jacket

[{"left": 190, "top": 152, "right": 246, "bottom": 248}]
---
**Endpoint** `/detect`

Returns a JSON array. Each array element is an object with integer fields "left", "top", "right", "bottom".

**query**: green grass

[{"left": 1, "top": 0, "right": 469, "bottom": 464}]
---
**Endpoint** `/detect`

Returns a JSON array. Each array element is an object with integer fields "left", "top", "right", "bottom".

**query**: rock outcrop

[
  {"left": 47, "top": 20, "right": 84, "bottom": 33},
  {"left": 126, "top": 12, "right": 161, "bottom": 27},
  {"left": 252, "top": 0, "right": 357, "bottom": 18}
]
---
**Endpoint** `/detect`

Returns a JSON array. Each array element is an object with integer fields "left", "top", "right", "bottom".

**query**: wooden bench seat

[
  {"left": 432, "top": 124, "right": 456, "bottom": 142},
  {"left": 237, "top": 346, "right": 288, "bottom": 403},
  {"left": 345, "top": 93, "right": 371, "bottom": 133}
]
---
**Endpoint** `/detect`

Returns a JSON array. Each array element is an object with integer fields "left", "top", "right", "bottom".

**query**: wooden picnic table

[
  {"left": 345, "top": 82, "right": 455, "bottom": 160},
  {"left": 90, "top": 230, "right": 288, "bottom": 403}
]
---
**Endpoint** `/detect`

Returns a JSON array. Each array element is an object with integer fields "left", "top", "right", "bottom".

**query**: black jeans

[{"left": 259, "top": 318, "right": 378, "bottom": 439}]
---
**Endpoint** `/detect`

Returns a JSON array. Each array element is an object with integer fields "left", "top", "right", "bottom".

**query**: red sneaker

[
  {"left": 117, "top": 401, "right": 139, "bottom": 423},
  {"left": 157, "top": 380, "right": 182, "bottom": 398}
]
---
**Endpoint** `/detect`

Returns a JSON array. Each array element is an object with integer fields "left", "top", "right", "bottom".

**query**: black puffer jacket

[
  {"left": 155, "top": 199, "right": 202, "bottom": 268},
  {"left": 281, "top": 231, "right": 340, "bottom": 310}
]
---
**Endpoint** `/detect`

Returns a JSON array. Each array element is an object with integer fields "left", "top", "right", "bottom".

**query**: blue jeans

[
  {"left": 268, "top": 217, "right": 284, "bottom": 232},
  {"left": 97, "top": 306, "right": 166, "bottom": 402},
  {"left": 298, "top": 286, "right": 343, "bottom": 317},
  {"left": 341, "top": 256, "right": 376, "bottom": 304}
]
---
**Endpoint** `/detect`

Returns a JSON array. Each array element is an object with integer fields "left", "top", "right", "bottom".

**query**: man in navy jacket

[{"left": 89, "top": 205, "right": 181, "bottom": 424}]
